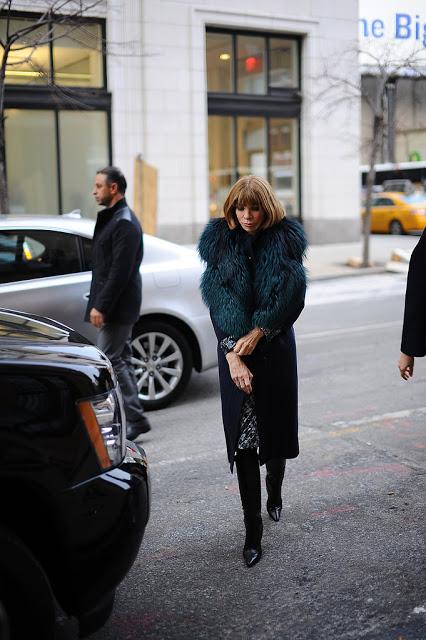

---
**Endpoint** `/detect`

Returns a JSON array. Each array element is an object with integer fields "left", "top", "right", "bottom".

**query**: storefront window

[
  {"left": 237, "top": 117, "right": 267, "bottom": 177},
  {"left": 269, "top": 119, "right": 299, "bottom": 216},
  {"left": 5, "top": 108, "right": 109, "bottom": 216},
  {"left": 206, "top": 32, "right": 233, "bottom": 93},
  {"left": 208, "top": 116, "right": 235, "bottom": 216},
  {"left": 207, "top": 31, "right": 299, "bottom": 95},
  {"left": 5, "top": 109, "right": 58, "bottom": 214},
  {"left": 237, "top": 35, "right": 266, "bottom": 95},
  {"left": 59, "top": 111, "right": 108, "bottom": 217},
  {"left": 269, "top": 39, "right": 298, "bottom": 89},
  {"left": 53, "top": 23, "right": 103, "bottom": 87},
  {"left": 0, "top": 15, "right": 104, "bottom": 87},
  {"left": 208, "top": 115, "right": 299, "bottom": 217},
  {"left": 0, "top": 18, "right": 50, "bottom": 85}
]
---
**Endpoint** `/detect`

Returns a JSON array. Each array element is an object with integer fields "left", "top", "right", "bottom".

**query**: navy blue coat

[
  {"left": 198, "top": 218, "right": 307, "bottom": 470},
  {"left": 401, "top": 228, "right": 426, "bottom": 356},
  {"left": 85, "top": 198, "right": 143, "bottom": 325}
]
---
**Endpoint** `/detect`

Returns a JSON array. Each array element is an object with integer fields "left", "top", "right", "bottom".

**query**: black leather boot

[
  {"left": 265, "top": 457, "right": 286, "bottom": 522},
  {"left": 235, "top": 449, "right": 263, "bottom": 568}
]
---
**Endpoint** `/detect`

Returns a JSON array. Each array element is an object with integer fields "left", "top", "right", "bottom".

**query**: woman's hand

[
  {"left": 233, "top": 327, "right": 264, "bottom": 356},
  {"left": 226, "top": 352, "right": 253, "bottom": 393},
  {"left": 398, "top": 352, "right": 414, "bottom": 380}
]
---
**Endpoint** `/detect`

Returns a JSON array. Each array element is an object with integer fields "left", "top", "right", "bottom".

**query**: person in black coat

[
  {"left": 399, "top": 229, "right": 426, "bottom": 379},
  {"left": 198, "top": 175, "right": 307, "bottom": 568},
  {"left": 86, "top": 166, "right": 150, "bottom": 440}
]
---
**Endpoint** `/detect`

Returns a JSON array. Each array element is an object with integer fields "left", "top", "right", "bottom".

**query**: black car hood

[
  {"left": 0, "top": 308, "right": 114, "bottom": 389},
  {"left": 0, "top": 308, "right": 91, "bottom": 344}
]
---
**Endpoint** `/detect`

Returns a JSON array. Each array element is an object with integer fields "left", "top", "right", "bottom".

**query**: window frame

[
  {"left": 207, "top": 27, "right": 302, "bottom": 97},
  {"left": 0, "top": 10, "right": 108, "bottom": 90},
  {"left": 1, "top": 10, "right": 112, "bottom": 215},
  {"left": 206, "top": 27, "right": 302, "bottom": 221}
]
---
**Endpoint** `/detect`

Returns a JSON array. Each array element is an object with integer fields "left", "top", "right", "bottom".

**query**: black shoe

[
  {"left": 243, "top": 516, "right": 263, "bottom": 568},
  {"left": 126, "top": 416, "right": 151, "bottom": 441},
  {"left": 265, "top": 458, "right": 286, "bottom": 523}
]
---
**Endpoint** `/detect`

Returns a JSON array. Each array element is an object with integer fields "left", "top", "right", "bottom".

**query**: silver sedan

[{"left": 0, "top": 215, "right": 217, "bottom": 409}]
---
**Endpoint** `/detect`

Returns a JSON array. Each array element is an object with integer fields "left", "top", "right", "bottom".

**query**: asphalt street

[{"left": 91, "top": 273, "right": 426, "bottom": 640}]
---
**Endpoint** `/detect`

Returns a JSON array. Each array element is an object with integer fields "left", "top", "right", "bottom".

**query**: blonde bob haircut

[{"left": 223, "top": 175, "right": 285, "bottom": 230}]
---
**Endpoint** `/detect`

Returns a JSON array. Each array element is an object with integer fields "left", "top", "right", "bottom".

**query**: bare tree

[
  {"left": 0, "top": 0, "right": 104, "bottom": 213},
  {"left": 314, "top": 44, "right": 426, "bottom": 267}
]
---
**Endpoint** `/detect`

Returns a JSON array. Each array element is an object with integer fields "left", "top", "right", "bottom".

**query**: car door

[
  {"left": 370, "top": 198, "right": 382, "bottom": 232},
  {"left": 0, "top": 229, "right": 96, "bottom": 342},
  {"left": 379, "top": 197, "right": 398, "bottom": 232}
]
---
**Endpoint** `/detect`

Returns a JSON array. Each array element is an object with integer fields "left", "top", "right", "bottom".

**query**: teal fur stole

[{"left": 198, "top": 217, "right": 307, "bottom": 337}]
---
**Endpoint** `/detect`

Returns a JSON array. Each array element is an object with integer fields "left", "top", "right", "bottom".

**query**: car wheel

[
  {"left": 131, "top": 320, "right": 193, "bottom": 410},
  {"left": 389, "top": 219, "right": 404, "bottom": 235},
  {"left": 0, "top": 526, "right": 77, "bottom": 640}
]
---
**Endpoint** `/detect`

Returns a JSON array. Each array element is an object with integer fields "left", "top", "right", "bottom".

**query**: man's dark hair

[{"left": 97, "top": 166, "right": 127, "bottom": 194}]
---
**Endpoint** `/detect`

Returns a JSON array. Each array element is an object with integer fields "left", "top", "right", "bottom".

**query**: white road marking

[
  {"left": 331, "top": 406, "right": 426, "bottom": 429},
  {"left": 298, "top": 320, "right": 400, "bottom": 342},
  {"left": 150, "top": 448, "right": 226, "bottom": 468}
]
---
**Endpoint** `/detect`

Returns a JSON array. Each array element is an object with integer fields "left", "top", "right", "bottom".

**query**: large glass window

[
  {"left": 269, "top": 39, "right": 298, "bottom": 89},
  {"left": 2, "top": 13, "right": 110, "bottom": 216},
  {"left": 206, "top": 31, "right": 299, "bottom": 96},
  {"left": 269, "top": 119, "right": 299, "bottom": 216},
  {"left": 0, "top": 14, "right": 104, "bottom": 88},
  {"left": 0, "top": 18, "right": 50, "bottom": 85},
  {"left": 206, "top": 32, "right": 233, "bottom": 93},
  {"left": 237, "top": 117, "right": 267, "bottom": 177},
  {"left": 59, "top": 111, "right": 108, "bottom": 217},
  {"left": 207, "top": 29, "right": 301, "bottom": 220},
  {"left": 53, "top": 23, "right": 103, "bottom": 87},
  {"left": 209, "top": 115, "right": 299, "bottom": 217},
  {"left": 208, "top": 116, "right": 235, "bottom": 216},
  {"left": 5, "top": 108, "right": 109, "bottom": 216},
  {"left": 237, "top": 35, "right": 266, "bottom": 95},
  {"left": 5, "top": 109, "right": 58, "bottom": 214}
]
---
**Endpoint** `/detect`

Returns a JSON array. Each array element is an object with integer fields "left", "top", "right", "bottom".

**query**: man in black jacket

[
  {"left": 399, "top": 229, "right": 426, "bottom": 380},
  {"left": 86, "top": 166, "right": 150, "bottom": 439}
]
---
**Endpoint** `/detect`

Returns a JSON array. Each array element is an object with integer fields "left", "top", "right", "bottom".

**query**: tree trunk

[
  {"left": 0, "top": 117, "right": 9, "bottom": 214},
  {"left": 0, "top": 43, "right": 10, "bottom": 214},
  {"left": 362, "top": 113, "right": 382, "bottom": 267}
]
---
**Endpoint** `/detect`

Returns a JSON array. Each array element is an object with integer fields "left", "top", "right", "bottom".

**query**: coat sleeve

[
  {"left": 401, "top": 230, "right": 426, "bottom": 357},
  {"left": 95, "top": 219, "right": 142, "bottom": 316}
]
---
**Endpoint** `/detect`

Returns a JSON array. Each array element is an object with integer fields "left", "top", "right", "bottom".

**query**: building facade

[
  {"left": 4, "top": 0, "right": 360, "bottom": 244},
  {"left": 359, "top": 0, "right": 426, "bottom": 168}
]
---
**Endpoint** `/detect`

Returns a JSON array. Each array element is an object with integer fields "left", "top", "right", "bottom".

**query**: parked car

[
  {"left": 0, "top": 307, "right": 150, "bottom": 639},
  {"left": 362, "top": 191, "right": 426, "bottom": 234},
  {"left": 0, "top": 215, "right": 217, "bottom": 409}
]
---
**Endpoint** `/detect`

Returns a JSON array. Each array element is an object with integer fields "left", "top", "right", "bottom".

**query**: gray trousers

[{"left": 97, "top": 323, "right": 145, "bottom": 428}]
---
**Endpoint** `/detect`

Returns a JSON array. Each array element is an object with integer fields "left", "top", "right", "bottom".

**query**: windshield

[{"left": 402, "top": 193, "right": 426, "bottom": 204}]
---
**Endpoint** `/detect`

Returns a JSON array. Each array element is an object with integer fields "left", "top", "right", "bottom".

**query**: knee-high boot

[
  {"left": 235, "top": 449, "right": 263, "bottom": 568},
  {"left": 265, "top": 458, "right": 286, "bottom": 522}
]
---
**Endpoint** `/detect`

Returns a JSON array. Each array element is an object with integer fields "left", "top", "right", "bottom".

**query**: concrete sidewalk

[{"left": 305, "top": 234, "right": 419, "bottom": 280}]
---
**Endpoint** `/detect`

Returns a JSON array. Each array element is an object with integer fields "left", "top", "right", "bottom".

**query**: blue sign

[{"left": 360, "top": 13, "right": 426, "bottom": 46}]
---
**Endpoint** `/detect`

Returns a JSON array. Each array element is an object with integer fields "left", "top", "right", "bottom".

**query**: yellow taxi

[{"left": 363, "top": 191, "right": 426, "bottom": 234}]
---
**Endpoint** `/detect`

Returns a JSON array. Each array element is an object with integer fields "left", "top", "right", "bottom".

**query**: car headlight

[{"left": 78, "top": 389, "right": 126, "bottom": 470}]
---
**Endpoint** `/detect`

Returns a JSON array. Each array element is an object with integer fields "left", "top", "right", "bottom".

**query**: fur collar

[{"left": 198, "top": 218, "right": 307, "bottom": 337}]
